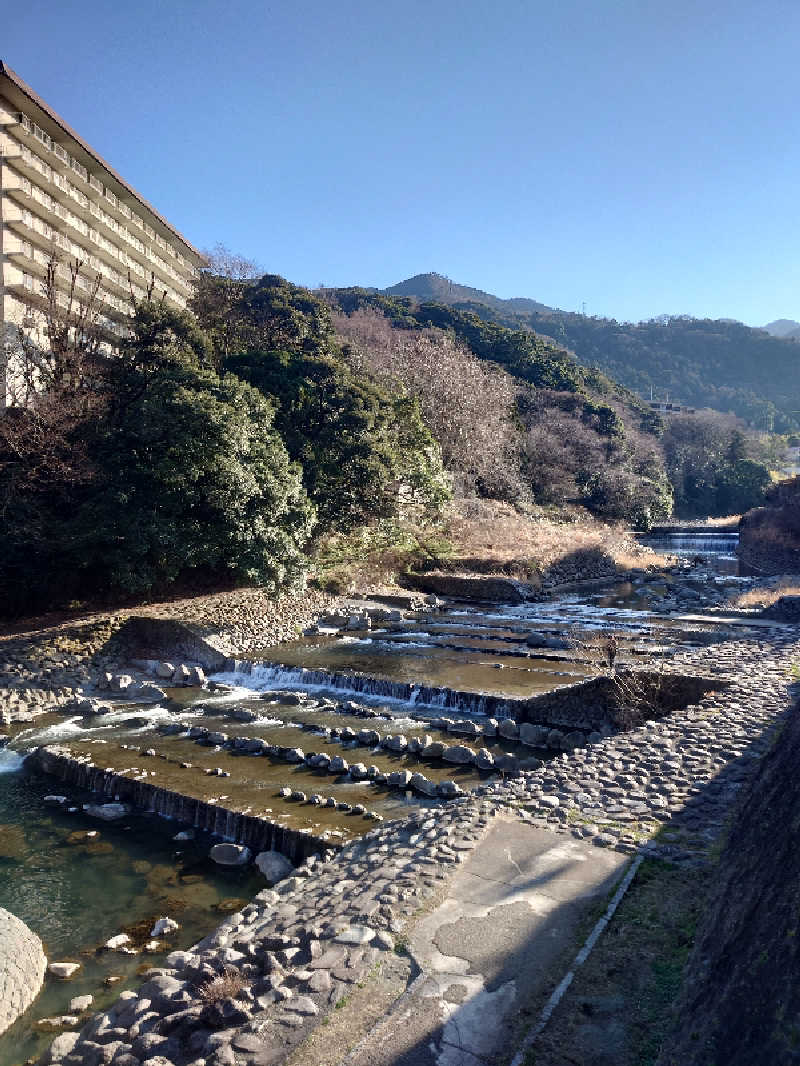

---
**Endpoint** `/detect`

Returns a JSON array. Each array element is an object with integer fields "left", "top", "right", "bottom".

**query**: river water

[{"left": 0, "top": 554, "right": 753, "bottom": 1064}]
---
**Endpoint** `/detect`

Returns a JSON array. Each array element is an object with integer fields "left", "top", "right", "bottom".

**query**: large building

[{"left": 0, "top": 60, "right": 203, "bottom": 404}]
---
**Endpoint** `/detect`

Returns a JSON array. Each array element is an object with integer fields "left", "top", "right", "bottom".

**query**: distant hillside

[
  {"left": 378, "top": 275, "right": 800, "bottom": 431},
  {"left": 384, "top": 272, "right": 553, "bottom": 316},
  {"left": 763, "top": 318, "right": 800, "bottom": 340}
]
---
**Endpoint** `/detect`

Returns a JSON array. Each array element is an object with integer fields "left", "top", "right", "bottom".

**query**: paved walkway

[{"left": 342, "top": 820, "right": 628, "bottom": 1066}]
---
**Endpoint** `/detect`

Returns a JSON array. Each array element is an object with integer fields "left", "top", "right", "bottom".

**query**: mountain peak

[{"left": 383, "top": 272, "right": 553, "bottom": 315}]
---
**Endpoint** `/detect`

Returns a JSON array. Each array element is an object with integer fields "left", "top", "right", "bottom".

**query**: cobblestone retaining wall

[{"left": 0, "top": 908, "right": 46, "bottom": 1036}]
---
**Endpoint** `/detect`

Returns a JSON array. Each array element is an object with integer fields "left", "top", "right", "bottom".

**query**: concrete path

[{"left": 341, "top": 819, "right": 629, "bottom": 1066}]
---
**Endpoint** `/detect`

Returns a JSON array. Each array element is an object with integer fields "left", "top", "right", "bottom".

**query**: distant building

[
  {"left": 648, "top": 401, "right": 696, "bottom": 416},
  {"left": 0, "top": 60, "right": 203, "bottom": 405}
]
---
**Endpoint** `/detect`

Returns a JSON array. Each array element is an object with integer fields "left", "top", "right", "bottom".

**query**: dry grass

[
  {"left": 312, "top": 499, "right": 673, "bottom": 595},
  {"left": 197, "top": 966, "right": 245, "bottom": 1004},
  {"left": 442, "top": 499, "right": 673, "bottom": 574},
  {"left": 733, "top": 578, "right": 800, "bottom": 610}
]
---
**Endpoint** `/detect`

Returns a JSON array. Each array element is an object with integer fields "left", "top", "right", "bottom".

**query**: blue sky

[{"left": 4, "top": 0, "right": 799, "bottom": 324}]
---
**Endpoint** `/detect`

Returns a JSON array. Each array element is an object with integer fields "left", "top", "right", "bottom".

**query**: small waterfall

[
  {"left": 27, "top": 747, "right": 334, "bottom": 863},
  {"left": 218, "top": 661, "right": 522, "bottom": 718},
  {"left": 0, "top": 749, "right": 27, "bottom": 774},
  {"left": 644, "top": 531, "right": 739, "bottom": 554}
]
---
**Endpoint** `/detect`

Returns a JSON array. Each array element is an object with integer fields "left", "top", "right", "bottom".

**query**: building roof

[{"left": 0, "top": 60, "right": 203, "bottom": 264}]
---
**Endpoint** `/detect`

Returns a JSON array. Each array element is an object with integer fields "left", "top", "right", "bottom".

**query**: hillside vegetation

[
  {"left": 378, "top": 273, "right": 800, "bottom": 431},
  {"left": 0, "top": 259, "right": 775, "bottom": 615}
]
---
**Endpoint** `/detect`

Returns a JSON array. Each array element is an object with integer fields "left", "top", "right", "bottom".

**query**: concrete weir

[{"left": 29, "top": 747, "right": 333, "bottom": 864}]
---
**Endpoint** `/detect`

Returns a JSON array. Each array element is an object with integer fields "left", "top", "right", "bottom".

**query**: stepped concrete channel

[{"left": 4, "top": 564, "right": 799, "bottom": 1066}]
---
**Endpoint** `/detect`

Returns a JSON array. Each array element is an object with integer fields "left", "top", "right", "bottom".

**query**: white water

[{"left": 0, "top": 749, "right": 26, "bottom": 774}]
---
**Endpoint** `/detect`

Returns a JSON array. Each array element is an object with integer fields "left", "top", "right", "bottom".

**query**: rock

[
  {"left": 104, "top": 934, "right": 132, "bottom": 950},
  {"left": 328, "top": 755, "right": 349, "bottom": 773},
  {"left": 109, "top": 674, "right": 134, "bottom": 693},
  {"left": 83, "top": 801, "right": 132, "bottom": 822},
  {"left": 334, "top": 925, "right": 376, "bottom": 945},
  {"left": 48, "top": 961, "right": 81, "bottom": 979},
  {"left": 498, "top": 718, "right": 519, "bottom": 739},
  {"left": 561, "top": 730, "right": 585, "bottom": 751},
  {"left": 410, "top": 772, "right": 438, "bottom": 797},
  {"left": 150, "top": 917, "right": 180, "bottom": 937},
  {"left": 43, "top": 795, "right": 68, "bottom": 807},
  {"left": 387, "top": 769, "right": 413, "bottom": 789},
  {"left": 255, "top": 850, "right": 294, "bottom": 884},
  {"left": 67, "top": 995, "right": 93, "bottom": 1012},
  {"left": 172, "top": 664, "right": 191, "bottom": 686},
  {"left": 132, "top": 682, "right": 167, "bottom": 703},
  {"left": 209, "top": 843, "right": 252, "bottom": 866},
  {"left": 546, "top": 729, "right": 565, "bottom": 748},
  {"left": 188, "top": 666, "right": 206, "bottom": 686},
  {"left": 43, "top": 1031, "right": 80, "bottom": 1062},
  {"left": 155, "top": 662, "right": 175, "bottom": 679},
  {"left": 442, "top": 744, "right": 475, "bottom": 765},
  {"left": 285, "top": 747, "right": 305, "bottom": 763},
  {"left": 448, "top": 720, "right": 480, "bottom": 736},
  {"left": 483, "top": 719, "right": 499, "bottom": 737},
  {"left": 284, "top": 994, "right": 319, "bottom": 1016},
  {"left": 349, "top": 762, "right": 369, "bottom": 780},
  {"left": 519, "top": 723, "right": 549, "bottom": 747},
  {"left": 437, "top": 780, "right": 464, "bottom": 799},
  {"left": 384, "top": 734, "right": 408, "bottom": 753},
  {"left": 475, "top": 748, "right": 495, "bottom": 770},
  {"left": 173, "top": 829, "right": 195, "bottom": 841},
  {"left": 419, "top": 739, "right": 445, "bottom": 758},
  {"left": 358, "top": 729, "right": 380, "bottom": 746}
]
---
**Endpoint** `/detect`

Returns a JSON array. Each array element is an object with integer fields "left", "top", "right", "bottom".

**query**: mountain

[
  {"left": 376, "top": 275, "right": 800, "bottom": 432},
  {"left": 762, "top": 319, "right": 800, "bottom": 340},
  {"left": 384, "top": 272, "right": 553, "bottom": 316}
]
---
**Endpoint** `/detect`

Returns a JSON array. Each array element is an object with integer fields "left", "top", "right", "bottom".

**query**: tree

[
  {"left": 332, "top": 307, "right": 524, "bottom": 499},
  {"left": 0, "top": 299, "right": 315, "bottom": 611}
]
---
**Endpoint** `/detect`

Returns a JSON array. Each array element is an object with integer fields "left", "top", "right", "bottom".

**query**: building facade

[{"left": 0, "top": 60, "right": 203, "bottom": 405}]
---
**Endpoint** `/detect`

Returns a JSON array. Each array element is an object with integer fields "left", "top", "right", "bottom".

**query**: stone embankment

[
  {"left": 40, "top": 620, "right": 800, "bottom": 1066},
  {"left": 0, "top": 590, "right": 335, "bottom": 725},
  {"left": 739, "top": 475, "right": 800, "bottom": 576},
  {"left": 0, "top": 908, "right": 47, "bottom": 1037}
]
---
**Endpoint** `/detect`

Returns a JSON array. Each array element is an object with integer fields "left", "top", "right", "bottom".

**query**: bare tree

[{"left": 332, "top": 307, "right": 524, "bottom": 499}]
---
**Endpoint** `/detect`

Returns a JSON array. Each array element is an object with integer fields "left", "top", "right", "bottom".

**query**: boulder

[
  {"left": 131, "top": 682, "right": 166, "bottom": 703},
  {"left": 155, "top": 662, "right": 175, "bottom": 679},
  {"left": 387, "top": 769, "right": 413, "bottom": 789},
  {"left": 498, "top": 719, "right": 519, "bottom": 739},
  {"left": 209, "top": 843, "right": 252, "bottom": 866},
  {"left": 519, "top": 723, "right": 549, "bottom": 747},
  {"left": 437, "top": 780, "right": 464, "bottom": 799},
  {"left": 187, "top": 666, "right": 206, "bottom": 686},
  {"left": 419, "top": 739, "right": 445, "bottom": 759},
  {"left": 448, "top": 720, "right": 480, "bottom": 736},
  {"left": 284, "top": 748, "right": 305, "bottom": 763},
  {"left": 84, "top": 802, "right": 131, "bottom": 821},
  {"left": 475, "top": 748, "right": 496, "bottom": 770},
  {"left": 410, "top": 772, "right": 438, "bottom": 797},
  {"left": 150, "top": 917, "right": 180, "bottom": 937},
  {"left": 383, "top": 735, "right": 408, "bottom": 753},
  {"left": 48, "top": 962, "right": 81, "bottom": 979},
  {"left": 328, "top": 755, "right": 349, "bottom": 773},
  {"left": 255, "top": 850, "right": 294, "bottom": 884},
  {"left": 357, "top": 729, "right": 380, "bottom": 746},
  {"left": 104, "top": 934, "right": 131, "bottom": 951},
  {"left": 43, "top": 1032, "right": 80, "bottom": 1064},
  {"left": 442, "top": 744, "right": 475, "bottom": 765},
  {"left": 349, "top": 762, "right": 369, "bottom": 780}
]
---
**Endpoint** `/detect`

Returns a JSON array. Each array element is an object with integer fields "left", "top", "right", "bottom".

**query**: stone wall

[
  {"left": 0, "top": 908, "right": 46, "bottom": 1036},
  {"left": 110, "top": 617, "right": 229, "bottom": 672},
  {"left": 739, "top": 486, "right": 800, "bottom": 576},
  {"left": 515, "top": 671, "right": 724, "bottom": 732}
]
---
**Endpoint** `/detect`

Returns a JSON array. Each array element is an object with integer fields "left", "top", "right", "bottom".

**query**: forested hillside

[{"left": 377, "top": 274, "right": 800, "bottom": 431}]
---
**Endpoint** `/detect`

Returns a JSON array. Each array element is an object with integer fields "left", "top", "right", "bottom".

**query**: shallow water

[{"left": 0, "top": 761, "right": 264, "bottom": 1066}]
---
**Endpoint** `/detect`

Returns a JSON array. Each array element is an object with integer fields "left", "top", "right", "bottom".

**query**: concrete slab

[{"left": 342, "top": 820, "right": 629, "bottom": 1066}]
